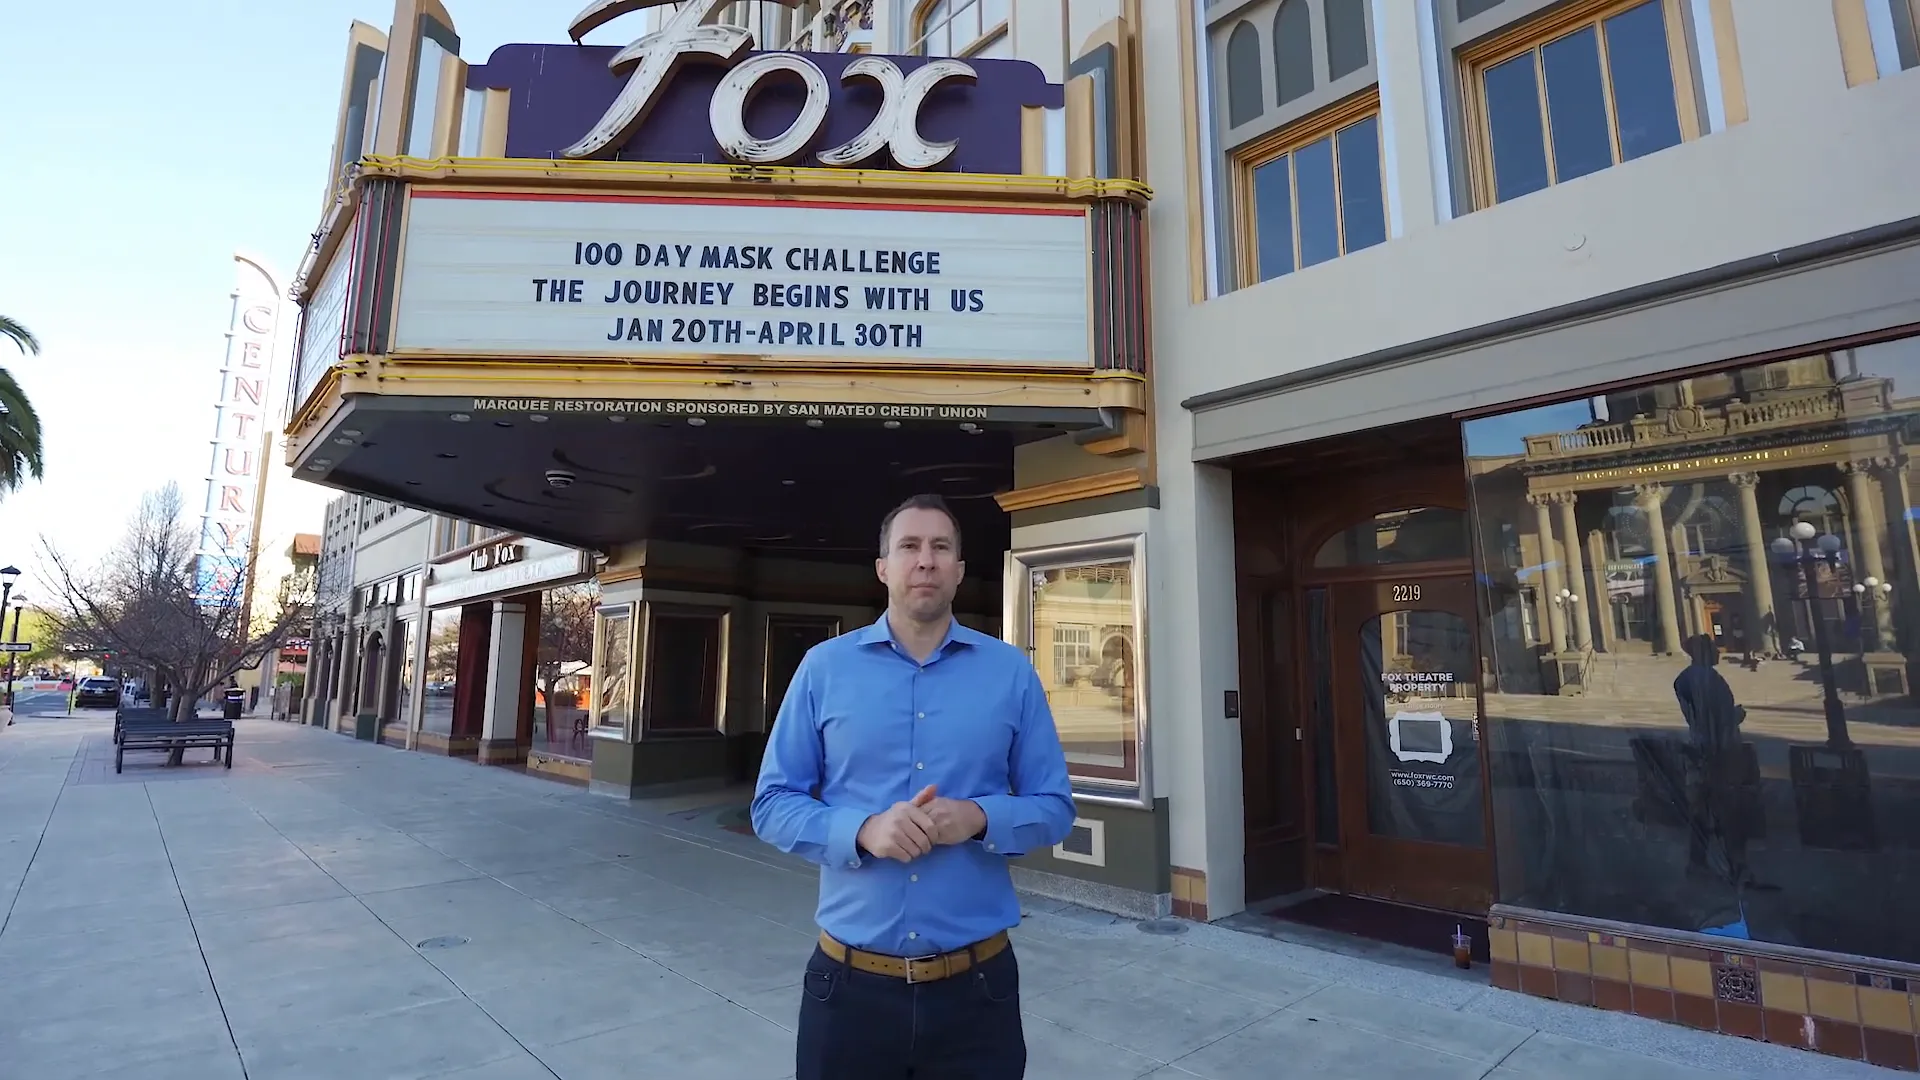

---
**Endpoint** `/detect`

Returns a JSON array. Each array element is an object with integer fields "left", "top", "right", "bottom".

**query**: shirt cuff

[
  {"left": 826, "top": 807, "right": 872, "bottom": 869},
  {"left": 970, "top": 795, "right": 1020, "bottom": 857}
]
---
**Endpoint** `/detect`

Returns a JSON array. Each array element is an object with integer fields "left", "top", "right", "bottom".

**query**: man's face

[{"left": 876, "top": 507, "right": 964, "bottom": 622}]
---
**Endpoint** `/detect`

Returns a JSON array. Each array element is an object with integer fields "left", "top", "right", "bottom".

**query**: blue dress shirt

[{"left": 751, "top": 615, "right": 1077, "bottom": 957}]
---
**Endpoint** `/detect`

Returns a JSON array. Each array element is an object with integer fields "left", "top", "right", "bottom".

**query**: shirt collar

[{"left": 855, "top": 612, "right": 990, "bottom": 654}]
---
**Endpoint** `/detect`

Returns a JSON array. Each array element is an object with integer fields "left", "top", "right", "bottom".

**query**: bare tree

[
  {"left": 536, "top": 584, "right": 597, "bottom": 718},
  {"left": 39, "top": 483, "right": 310, "bottom": 725}
]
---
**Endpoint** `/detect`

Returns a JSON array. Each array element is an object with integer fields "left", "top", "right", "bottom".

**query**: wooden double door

[{"left": 1236, "top": 442, "right": 1494, "bottom": 916}]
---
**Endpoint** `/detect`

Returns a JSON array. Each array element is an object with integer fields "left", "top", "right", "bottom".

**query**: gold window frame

[
  {"left": 1005, "top": 533, "right": 1151, "bottom": 808},
  {"left": 1458, "top": 0, "right": 1703, "bottom": 212},
  {"left": 910, "top": 0, "right": 1010, "bottom": 58},
  {"left": 1228, "top": 86, "right": 1385, "bottom": 291}
]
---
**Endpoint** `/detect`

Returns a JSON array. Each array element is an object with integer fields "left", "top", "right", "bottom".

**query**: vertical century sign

[{"left": 195, "top": 255, "right": 281, "bottom": 607}]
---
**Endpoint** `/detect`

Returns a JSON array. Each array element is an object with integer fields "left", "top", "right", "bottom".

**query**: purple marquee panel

[{"left": 466, "top": 45, "right": 1062, "bottom": 174}]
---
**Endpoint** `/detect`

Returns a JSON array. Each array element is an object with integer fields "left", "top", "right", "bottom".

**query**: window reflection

[
  {"left": 1464, "top": 332, "right": 1920, "bottom": 962},
  {"left": 420, "top": 608, "right": 459, "bottom": 735},
  {"left": 594, "top": 606, "right": 633, "bottom": 734},
  {"left": 1030, "top": 560, "right": 1139, "bottom": 786},
  {"left": 1315, "top": 506, "right": 1470, "bottom": 567}
]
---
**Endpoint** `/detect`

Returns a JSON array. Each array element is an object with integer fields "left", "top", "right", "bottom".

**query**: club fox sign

[{"left": 466, "top": 2, "right": 1060, "bottom": 173}]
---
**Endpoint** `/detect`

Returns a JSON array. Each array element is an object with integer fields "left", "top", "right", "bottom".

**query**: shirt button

[
  {"left": 915, "top": 762, "right": 924, "bottom": 770},
  {"left": 910, "top": 874, "right": 919, "bottom": 882},
  {"left": 986, "top": 844, "right": 997, "bottom": 852},
  {"left": 916, "top": 712, "right": 925, "bottom": 719},
  {"left": 849, "top": 859, "right": 860, "bottom": 868},
  {"left": 908, "top": 931, "right": 919, "bottom": 939}
]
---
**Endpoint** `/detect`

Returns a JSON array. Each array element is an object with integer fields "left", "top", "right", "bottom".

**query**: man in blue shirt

[{"left": 752, "top": 493, "right": 1076, "bottom": 1080}]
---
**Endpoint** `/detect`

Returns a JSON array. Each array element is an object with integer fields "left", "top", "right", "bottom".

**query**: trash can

[{"left": 222, "top": 687, "right": 245, "bottom": 721}]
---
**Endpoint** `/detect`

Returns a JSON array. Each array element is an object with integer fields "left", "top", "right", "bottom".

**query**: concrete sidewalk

[{"left": 0, "top": 712, "right": 1899, "bottom": 1080}]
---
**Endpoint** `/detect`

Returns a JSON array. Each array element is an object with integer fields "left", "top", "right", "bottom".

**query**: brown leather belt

[{"left": 817, "top": 929, "right": 1010, "bottom": 984}]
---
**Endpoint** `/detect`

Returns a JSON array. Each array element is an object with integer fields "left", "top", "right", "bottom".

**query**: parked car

[{"left": 75, "top": 677, "right": 119, "bottom": 708}]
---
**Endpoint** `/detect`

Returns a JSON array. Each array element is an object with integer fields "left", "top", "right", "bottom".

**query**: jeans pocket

[
  {"left": 802, "top": 964, "right": 840, "bottom": 1004},
  {"left": 973, "top": 953, "right": 1019, "bottom": 1005}
]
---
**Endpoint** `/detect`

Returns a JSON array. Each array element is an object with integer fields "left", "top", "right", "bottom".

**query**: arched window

[
  {"left": 1274, "top": 0, "right": 1316, "bottom": 107},
  {"left": 911, "top": 0, "right": 1009, "bottom": 58},
  {"left": 1314, "top": 506, "right": 1471, "bottom": 567},
  {"left": 1325, "top": 0, "right": 1370, "bottom": 81},
  {"left": 1226, "top": 20, "right": 1264, "bottom": 128}
]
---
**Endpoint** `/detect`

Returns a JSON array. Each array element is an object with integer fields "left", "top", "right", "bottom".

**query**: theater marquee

[{"left": 389, "top": 190, "right": 1094, "bottom": 368}]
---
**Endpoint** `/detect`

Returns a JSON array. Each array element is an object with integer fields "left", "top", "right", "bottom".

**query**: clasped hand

[{"left": 856, "top": 784, "right": 984, "bottom": 863}]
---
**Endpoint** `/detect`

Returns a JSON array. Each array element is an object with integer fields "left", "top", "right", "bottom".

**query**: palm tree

[{"left": 0, "top": 315, "right": 45, "bottom": 494}]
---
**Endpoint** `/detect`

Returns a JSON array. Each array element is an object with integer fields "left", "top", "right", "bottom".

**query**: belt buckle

[{"left": 902, "top": 951, "right": 942, "bottom": 984}]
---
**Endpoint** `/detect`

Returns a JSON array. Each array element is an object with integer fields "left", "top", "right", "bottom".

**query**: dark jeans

[{"left": 796, "top": 941, "right": 1025, "bottom": 1080}]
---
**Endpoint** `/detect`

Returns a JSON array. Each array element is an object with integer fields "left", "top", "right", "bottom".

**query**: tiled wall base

[
  {"left": 413, "top": 730, "right": 479, "bottom": 757},
  {"left": 1490, "top": 905, "right": 1920, "bottom": 1071},
  {"left": 1171, "top": 866, "right": 1209, "bottom": 921},
  {"left": 526, "top": 752, "right": 590, "bottom": 784}
]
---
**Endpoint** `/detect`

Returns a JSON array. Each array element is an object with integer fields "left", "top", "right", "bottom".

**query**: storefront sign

[
  {"left": 470, "top": 542, "right": 526, "bottom": 572},
  {"left": 390, "top": 191, "right": 1091, "bottom": 367},
  {"left": 426, "top": 547, "right": 594, "bottom": 610},
  {"left": 451, "top": 396, "right": 1097, "bottom": 427},
  {"left": 566, "top": 0, "right": 974, "bottom": 168},
  {"left": 194, "top": 255, "right": 281, "bottom": 603},
  {"left": 467, "top": 34, "right": 1057, "bottom": 173}
]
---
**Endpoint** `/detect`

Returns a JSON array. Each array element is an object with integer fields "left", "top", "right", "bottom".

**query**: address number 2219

[{"left": 1391, "top": 584, "right": 1422, "bottom": 603}]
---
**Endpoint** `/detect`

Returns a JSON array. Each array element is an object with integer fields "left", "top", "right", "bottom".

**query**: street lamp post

[
  {"left": 0, "top": 566, "right": 18, "bottom": 711},
  {"left": 1770, "top": 522, "right": 1851, "bottom": 750},
  {"left": 4, "top": 593, "right": 25, "bottom": 710}
]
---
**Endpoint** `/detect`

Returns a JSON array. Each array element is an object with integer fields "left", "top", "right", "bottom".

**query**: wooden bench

[
  {"left": 114, "top": 707, "right": 174, "bottom": 744},
  {"left": 115, "top": 719, "right": 236, "bottom": 773}
]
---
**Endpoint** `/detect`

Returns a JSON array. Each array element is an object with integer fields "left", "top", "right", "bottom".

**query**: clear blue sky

[{"left": 0, "top": 2, "right": 641, "bottom": 595}]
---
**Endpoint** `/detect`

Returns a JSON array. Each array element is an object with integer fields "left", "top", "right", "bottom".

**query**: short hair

[{"left": 878, "top": 494, "right": 962, "bottom": 557}]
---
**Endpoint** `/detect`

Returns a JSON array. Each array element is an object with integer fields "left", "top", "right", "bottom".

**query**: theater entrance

[{"left": 1233, "top": 419, "right": 1494, "bottom": 921}]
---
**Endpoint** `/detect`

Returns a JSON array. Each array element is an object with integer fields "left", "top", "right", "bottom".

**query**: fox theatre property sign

[{"left": 466, "top": 0, "right": 1060, "bottom": 172}]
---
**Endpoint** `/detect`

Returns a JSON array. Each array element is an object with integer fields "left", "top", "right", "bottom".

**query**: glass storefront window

[
  {"left": 1463, "top": 330, "right": 1920, "bottom": 962},
  {"left": 593, "top": 604, "right": 635, "bottom": 737},
  {"left": 642, "top": 606, "right": 726, "bottom": 736},
  {"left": 535, "top": 582, "right": 598, "bottom": 759},
  {"left": 1010, "top": 536, "right": 1149, "bottom": 802},
  {"left": 420, "top": 608, "right": 459, "bottom": 735},
  {"left": 393, "top": 618, "right": 417, "bottom": 730}
]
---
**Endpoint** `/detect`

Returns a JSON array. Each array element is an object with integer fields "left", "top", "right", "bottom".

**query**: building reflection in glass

[{"left": 1464, "top": 332, "right": 1920, "bottom": 962}]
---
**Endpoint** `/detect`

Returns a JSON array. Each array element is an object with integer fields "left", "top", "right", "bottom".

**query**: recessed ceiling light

[
  {"left": 529, "top": 414, "right": 549, "bottom": 422},
  {"left": 687, "top": 417, "right": 707, "bottom": 427},
  {"left": 959, "top": 422, "right": 979, "bottom": 432},
  {"left": 333, "top": 437, "right": 355, "bottom": 446},
  {"left": 883, "top": 420, "right": 900, "bottom": 430},
  {"left": 610, "top": 415, "right": 626, "bottom": 424},
  {"left": 494, "top": 420, "right": 513, "bottom": 429},
  {"left": 305, "top": 464, "right": 325, "bottom": 472},
  {"left": 340, "top": 428, "right": 362, "bottom": 438},
  {"left": 450, "top": 413, "right": 471, "bottom": 422},
  {"left": 805, "top": 419, "right": 823, "bottom": 428},
  {"left": 312, "top": 458, "right": 332, "bottom": 467},
  {"left": 781, "top": 479, "right": 795, "bottom": 486}
]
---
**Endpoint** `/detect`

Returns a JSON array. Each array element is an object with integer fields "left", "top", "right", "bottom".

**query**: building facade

[{"left": 289, "top": 0, "right": 1920, "bottom": 1067}]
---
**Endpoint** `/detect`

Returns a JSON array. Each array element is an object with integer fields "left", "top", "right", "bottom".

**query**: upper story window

[
  {"left": 1209, "top": 0, "right": 1385, "bottom": 287},
  {"left": 1448, "top": 0, "right": 1703, "bottom": 209},
  {"left": 911, "top": 0, "right": 1010, "bottom": 58}
]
